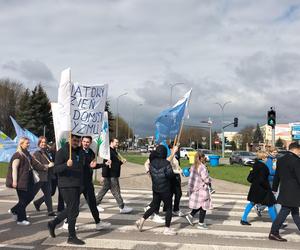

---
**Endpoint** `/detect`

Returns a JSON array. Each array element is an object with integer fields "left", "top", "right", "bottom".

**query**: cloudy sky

[{"left": 1, "top": 0, "right": 300, "bottom": 136}]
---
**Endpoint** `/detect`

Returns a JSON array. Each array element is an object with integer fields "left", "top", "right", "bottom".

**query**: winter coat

[
  {"left": 6, "top": 150, "right": 47, "bottom": 191},
  {"left": 102, "top": 147, "right": 123, "bottom": 178},
  {"left": 273, "top": 151, "right": 300, "bottom": 207},
  {"left": 247, "top": 160, "right": 276, "bottom": 206},
  {"left": 54, "top": 143, "right": 85, "bottom": 188},
  {"left": 188, "top": 164, "right": 213, "bottom": 210},
  {"left": 149, "top": 145, "right": 175, "bottom": 193}
]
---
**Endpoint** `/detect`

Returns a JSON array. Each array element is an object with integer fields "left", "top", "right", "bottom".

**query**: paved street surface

[{"left": 0, "top": 163, "right": 299, "bottom": 249}]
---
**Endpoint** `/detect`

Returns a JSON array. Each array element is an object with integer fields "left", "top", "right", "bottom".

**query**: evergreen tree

[
  {"left": 275, "top": 137, "right": 284, "bottom": 148},
  {"left": 253, "top": 123, "right": 264, "bottom": 143},
  {"left": 16, "top": 89, "right": 31, "bottom": 128}
]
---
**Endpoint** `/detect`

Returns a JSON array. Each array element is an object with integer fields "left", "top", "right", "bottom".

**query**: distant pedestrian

[
  {"left": 136, "top": 145, "right": 177, "bottom": 235},
  {"left": 240, "top": 151, "right": 277, "bottom": 226},
  {"left": 185, "top": 152, "right": 213, "bottom": 229},
  {"left": 6, "top": 137, "right": 47, "bottom": 225},
  {"left": 269, "top": 142, "right": 300, "bottom": 242},
  {"left": 96, "top": 138, "right": 133, "bottom": 214}
]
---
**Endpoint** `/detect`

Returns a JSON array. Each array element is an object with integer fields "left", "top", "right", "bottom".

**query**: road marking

[
  {"left": 41, "top": 237, "right": 293, "bottom": 250},
  {"left": 0, "top": 244, "right": 34, "bottom": 249}
]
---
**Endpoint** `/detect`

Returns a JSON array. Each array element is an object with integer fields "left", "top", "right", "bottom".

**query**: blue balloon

[{"left": 182, "top": 167, "right": 190, "bottom": 177}]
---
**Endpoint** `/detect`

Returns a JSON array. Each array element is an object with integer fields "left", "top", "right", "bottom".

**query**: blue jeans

[{"left": 242, "top": 202, "right": 276, "bottom": 222}]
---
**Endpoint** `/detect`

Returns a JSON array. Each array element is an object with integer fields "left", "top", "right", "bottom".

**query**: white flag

[
  {"left": 97, "top": 111, "right": 110, "bottom": 161},
  {"left": 172, "top": 88, "right": 192, "bottom": 119}
]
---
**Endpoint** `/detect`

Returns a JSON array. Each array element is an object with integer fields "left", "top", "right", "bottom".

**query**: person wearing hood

[
  {"left": 48, "top": 134, "right": 85, "bottom": 245},
  {"left": 136, "top": 145, "right": 177, "bottom": 235}
]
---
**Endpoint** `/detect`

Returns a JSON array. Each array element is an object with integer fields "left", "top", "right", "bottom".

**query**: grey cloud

[{"left": 2, "top": 60, "right": 55, "bottom": 82}]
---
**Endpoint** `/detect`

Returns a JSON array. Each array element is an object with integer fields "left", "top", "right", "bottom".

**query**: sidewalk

[{"left": 115, "top": 162, "right": 248, "bottom": 194}]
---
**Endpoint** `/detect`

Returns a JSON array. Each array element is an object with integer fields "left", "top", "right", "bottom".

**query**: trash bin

[
  {"left": 188, "top": 151, "right": 197, "bottom": 164},
  {"left": 209, "top": 155, "right": 220, "bottom": 167}
]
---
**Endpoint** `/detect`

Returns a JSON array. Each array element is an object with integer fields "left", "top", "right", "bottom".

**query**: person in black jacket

[
  {"left": 96, "top": 138, "right": 132, "bottom": 214},
  {"left": 135, "top": 145, "right": 177, "bottom": 235},
  {"left": 269, "top": 142, "right": 300, "bottom": 242},
  {"left": 80, "top": 136, "right": 111, "bottom": 230},
  {"left": 240, "top": 151, "right": 277, "bottom": 226},
  {"left": 48, "top": 134, "right": 85, "bottom": 245}
]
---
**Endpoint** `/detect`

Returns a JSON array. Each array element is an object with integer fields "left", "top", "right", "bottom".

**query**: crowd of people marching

[{"left": 5, "top": 134, "right": 300, "bottom": 245}]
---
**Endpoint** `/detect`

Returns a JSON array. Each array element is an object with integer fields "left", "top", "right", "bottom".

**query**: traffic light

[
  {"left": 267, "top": 107, "right": 276, "bottom": 128},
  {"left": 234, "top": 117, "right": 238, "bottom": 127},
  {"left": 224, "top": 137, "right": 228, "bottom": 144}
]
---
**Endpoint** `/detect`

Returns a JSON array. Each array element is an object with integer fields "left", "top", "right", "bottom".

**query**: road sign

[
  {"left": 202, "top": 137, "right": 206, "bottom": 141},
  {"left": 215, "top": 141, "right": 220, "bottom": 144},
  {"left": 293, "top": 134, "right": 300, "bottom": 140}
]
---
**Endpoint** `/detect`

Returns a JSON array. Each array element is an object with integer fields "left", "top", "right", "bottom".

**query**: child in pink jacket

[{"left": 185, "top": 152, "right": 213, "bottom": 229}]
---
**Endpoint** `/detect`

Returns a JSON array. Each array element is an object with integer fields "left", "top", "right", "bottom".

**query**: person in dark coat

[
  {"left": 96, "top": 138, "right": 132, "bottom": 214},
  {"left": 240, "top": 151, "right": 277, "bottom": 226},
  {"left": 80, "top": 136, "right": 111, "bottom": 230},
  {"left": 48, "top": 134, "right": 85, "bottom": 245},
  {"left": 6, "top": 137, "right": 47, "bottom": 225},
  {"left": 269, "top": 142, "right": 300, "bottom": 242},
  {"left": 135, "top": 145, "right": 177, "bottom": 235},
  {"left": 32, "top": 136, "right": 56, "bottom": 216}
]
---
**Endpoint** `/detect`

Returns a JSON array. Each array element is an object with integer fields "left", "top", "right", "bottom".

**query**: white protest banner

[
  {"left": 70, "top": 83, "right": 108, "bottom": 136},
  {"left": 51, "top": 102, "right": 69, "bottom": 150},
  {"left": 96, "top": 111, "right": 110, "bottom": 161}
]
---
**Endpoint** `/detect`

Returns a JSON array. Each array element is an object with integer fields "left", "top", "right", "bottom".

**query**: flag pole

[{"left": 69, "top": 70, "right": 72, "bottom": 161}]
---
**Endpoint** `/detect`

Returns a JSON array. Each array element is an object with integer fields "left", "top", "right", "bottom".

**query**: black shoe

[
  {"left": 269, "top": 233, "right": 287, "bottom": 242},
  {"left": 67, "top": 236, "right": 85, "bottom": 245},
  {"left": 48, "top": 221, "right": 56, "bottom": 238},
  {"left": 33, "top": 201, "right": 40, "bottom": 212},
  {"left": 48, "top": 212, "right": 57, "bottom": 217},
  {"left": 240, "top": 220, "right": 251, "bottom": 226},
  {"left": 280, "top": 224, "right": 287, "bottom": 229}
]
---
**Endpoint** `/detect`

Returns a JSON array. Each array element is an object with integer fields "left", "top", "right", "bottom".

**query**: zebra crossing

[{"left": 41, "top": 188, "right": 300, "bottom": 249}]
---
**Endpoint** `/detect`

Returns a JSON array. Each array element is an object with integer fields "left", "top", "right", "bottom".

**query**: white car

[
  {"left": 180, "top": 147, "right": 196, "bottom": 159},
  {"left": 198, "top": 149, "right": 214, "bottom": 161}
]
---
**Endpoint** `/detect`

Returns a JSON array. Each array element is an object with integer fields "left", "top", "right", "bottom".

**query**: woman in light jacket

[
  {"left": 6, "top": 137, "right": 47, "bottom": 225},
  {"left": 185, "top": 152, "right": 213, "bottom": 229}
]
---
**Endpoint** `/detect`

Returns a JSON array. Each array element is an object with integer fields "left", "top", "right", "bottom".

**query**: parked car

[
  {"left": 198, "top": 149, "right": 214, "bottom": 161},
  {"left": 229, "top": 151, "right": 256, "bottom": 166},
  {"left": 139, "top": 146, "right": 148, "bottom": 153},
  {"left": 180, "top": 147, "right": 196, "bottom": 159}
]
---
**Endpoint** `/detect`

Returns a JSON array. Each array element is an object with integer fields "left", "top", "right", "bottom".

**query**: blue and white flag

[
  {"left": 155, "top": 89, "right": 192, "bottom": 143},
  {"left": 10, "top": 116, "right": 39, "bottom": 150},
  {"left": 97, "top": 111, "right": 110, "bottom": 161}
]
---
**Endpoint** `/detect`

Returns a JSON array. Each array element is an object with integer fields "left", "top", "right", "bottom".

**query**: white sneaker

[
  {"left": 197, "top": 223, "right": 208, "bottom": 230},
  {"left": 185, "top": 214, "right": 194, "bottom": 226},
  {"left": 151, "top": 214, "right": 165, "bottom": 224},
  {"left": 17, "top": 220, "right": 30, "bottom": 226},
  {"left": 173, "top": 210, "right": 184, "bottom": 217},
  {"left": 97, "top": 205, "right": 104, "bottom": 212},
  {"left": 60, "top": 221, "right": 79, "bottom": 230},
  {"left": 163, "top": 227, "right": 177, "bottom": 235},
  {"left": 120, "top": 206, "right": 133, "bottom": 214},
  {"left": 96, "top": 221, "right": 111, "bottom": 230},
  {"left": 8, "top": 209, "right": 17, "bottom": 221}
]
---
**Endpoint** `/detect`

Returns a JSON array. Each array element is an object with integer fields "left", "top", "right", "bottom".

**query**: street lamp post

[
  {"left": 200, "top": 118, "right": 213, "bottom": 151},
  {"left": 170, "top": 83, "right": 184, "bottom": 106},
  {"left": 215, "top": 101, "right": 232, "bottom": 158},
  {"left": 116, "top": 92, "right": 128, "bottom": 138},
  {"left": 132, "top": 103, "right": 143, "bottom": 145}
]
